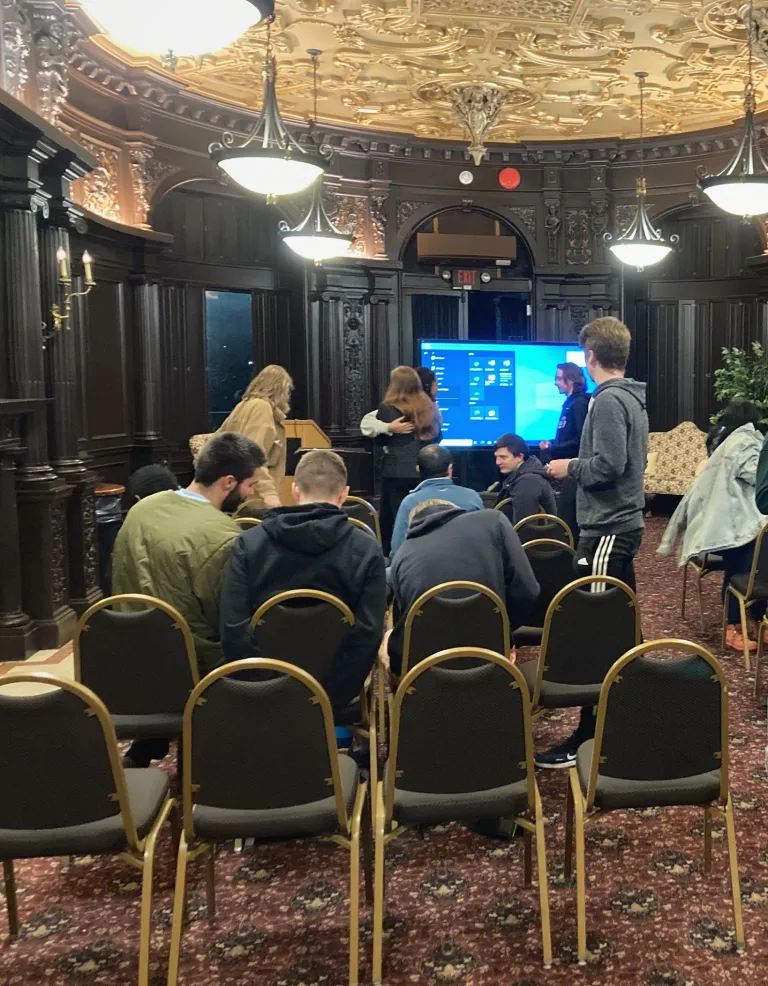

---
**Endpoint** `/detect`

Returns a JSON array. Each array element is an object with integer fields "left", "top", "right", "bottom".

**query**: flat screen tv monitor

[{"left": 419, "top": 340, "right": 594, "bottom": 447}]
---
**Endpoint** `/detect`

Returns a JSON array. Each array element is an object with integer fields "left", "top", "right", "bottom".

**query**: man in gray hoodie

[{"left": 539, "top": 316, "right": 649, "bottom": 768}]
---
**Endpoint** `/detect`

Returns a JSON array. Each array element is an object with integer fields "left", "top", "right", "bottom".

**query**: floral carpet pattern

[{"left": 2, "top": 517, "right": 768, "bottom": 986}]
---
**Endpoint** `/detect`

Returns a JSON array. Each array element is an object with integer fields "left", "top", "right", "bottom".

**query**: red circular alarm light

[{"left": 498, "top": 167, "right": 521, "bottom": 190}]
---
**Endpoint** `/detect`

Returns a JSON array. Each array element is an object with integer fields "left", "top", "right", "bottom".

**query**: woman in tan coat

[{"left": 219, "top": 364, "right": 293, "bottom": 510}]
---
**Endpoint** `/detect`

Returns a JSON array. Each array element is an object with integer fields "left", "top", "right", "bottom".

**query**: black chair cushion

[
  {"left": 394, "top": 778, "right": 529, "bottom": 825},
  {"left": 0, "top": 768, "right": 169, "bottom": 858},
  {"left": 519, "top": 660, "right": 601, "bottom": 707},
  {"left": 729, "top": 573, "right": 768, "bottom": 600},
  {"left": 576, "top": 740, "right": 721, "bottom": 811},
  {"left": 690, "top": 553, "right": 724, "bottom": 573},
  {"left": 112, "top": 713, "right": 182, "bottom": 739},
  {"left": 193, "top": 754, "right": 358, "bottom": 840},
  {"left": 512, "top": 627, "right": 543, "bottom": 647}
]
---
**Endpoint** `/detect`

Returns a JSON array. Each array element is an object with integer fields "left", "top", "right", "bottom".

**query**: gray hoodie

[{"left": 567, "top": 377, "right": 649, "bottom": 536}]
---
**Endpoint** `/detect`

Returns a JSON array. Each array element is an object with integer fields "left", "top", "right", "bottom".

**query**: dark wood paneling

[
  {"left": 646, "top": 301, "right": 678, "bottom": 431},
  {"left": 82, "top": 278, "right": 131, "bottom": 447}
]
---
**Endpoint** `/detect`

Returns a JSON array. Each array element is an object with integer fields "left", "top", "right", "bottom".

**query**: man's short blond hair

[
  {"left": 579, "top": 316, "right": 631, "bottom": 371},
  {"left": 408, "top": 498, "right": 456, "bottom": 527},
  {"left": 294, "top": 450, "right": 347, "bottom": 499}
]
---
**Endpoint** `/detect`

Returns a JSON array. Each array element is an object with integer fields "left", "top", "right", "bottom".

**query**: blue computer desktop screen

[{"left": 419, "top": 340, "right": 594, "bottom": 447}]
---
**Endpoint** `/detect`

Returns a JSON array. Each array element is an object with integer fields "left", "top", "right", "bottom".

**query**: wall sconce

[{"left": 45, "top": 248, "right": 96, "bottom": 338}]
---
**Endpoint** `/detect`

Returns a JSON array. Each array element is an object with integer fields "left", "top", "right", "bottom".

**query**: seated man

[
  {"left": 494, "top": 433, "right": 556, "bottom": 522},
  {"left": 112, "top": 432, "right": 266, "bottom": 767},
  {"left": 390, "top": 445, "right": 483, "bottom": 555},
  {"left": 388, "top": 499, "right": 539, "bottom": 674},
  {"left": 127, "top": 463, "right": 180, "bottom": 502},
  {"left": 220, "top": 449, "right": 386, "bottom": 715}
]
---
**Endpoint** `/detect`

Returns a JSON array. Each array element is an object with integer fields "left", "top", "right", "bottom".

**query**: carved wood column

[
  {"left": 39, "top": 159, "right": 101, "bottom": 613},
  {"left": 132, "top": 276, "right": 165, "bottom": 451},
  {"left": 0, "top": 405, "right": 32, "bottom": 660}
]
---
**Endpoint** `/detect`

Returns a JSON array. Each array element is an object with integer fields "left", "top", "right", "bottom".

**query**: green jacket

[{"left": 112, "top": 491, "right": 239, "bottom": 673}]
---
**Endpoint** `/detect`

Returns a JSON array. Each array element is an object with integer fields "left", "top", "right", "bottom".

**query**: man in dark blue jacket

[
  {"left": 219, "top": 450, "right": 386, "bottom": 716},
  {"left": 540, "top": 362, "right": 590, "bottom": 541}
]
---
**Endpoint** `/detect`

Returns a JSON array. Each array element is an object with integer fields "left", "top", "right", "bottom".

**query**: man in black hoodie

[
  {"left": 494, "top": 433, "right": 556, "bottom": 522},
  {"left": 540, "top": 362, "right": 590, "bottom": 541},
  {"left": 219, "top": 450, "right": 386, "bottom": 715},
  {"left": 388, "top": 500, "right": 540, "bottom": 674}
]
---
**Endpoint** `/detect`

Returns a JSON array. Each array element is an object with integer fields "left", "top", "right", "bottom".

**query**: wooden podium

[{"left": 282, "top": 419, "right": 330, "bottom": 504}]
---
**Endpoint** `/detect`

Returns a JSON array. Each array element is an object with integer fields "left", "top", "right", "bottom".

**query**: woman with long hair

[
  {"left": 219, "top": 364, "right": 293, "bottom": 510},
  {"left": 375, "top": 365, "right": 439, "bottom": 553},
  {"left": 659, "top": 399, "right": 766, "bottom": 652}
]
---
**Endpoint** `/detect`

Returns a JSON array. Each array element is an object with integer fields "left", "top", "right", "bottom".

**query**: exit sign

[{"left": 455, "top": 269, "right": 477, "bottom": 286}]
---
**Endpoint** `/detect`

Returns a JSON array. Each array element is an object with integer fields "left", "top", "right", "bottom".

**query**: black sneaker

[{"left": 535, "top": 743, "right": 577, "bottom": 770}]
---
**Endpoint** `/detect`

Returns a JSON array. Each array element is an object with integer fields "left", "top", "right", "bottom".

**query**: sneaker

[
  {"left": 535, "top": 742, "right": 578, "bottom": 770},
  {"left": 725, "top": 625, "right": 757, "bottom": 653}
]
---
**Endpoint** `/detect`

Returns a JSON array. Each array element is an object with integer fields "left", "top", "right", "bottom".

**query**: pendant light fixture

[
  {"left": 209, "top": 19, "right": 326, "bottom": 201},
  {"left": 280, "top": 51, "right": 354, "bottom": 263},
  {"left": 604, "top": 72, "right": 678, "bottom": 271},
  {"left": 79, "top": 0, "right": 273, "bottom": 58},
  {"left": 697, "top": 0, "right": 768, "bottom": 217}
]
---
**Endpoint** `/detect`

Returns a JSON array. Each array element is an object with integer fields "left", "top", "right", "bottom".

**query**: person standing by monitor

[
  {"left": 543, "top": 318, "right": 648, "bottom": 770},
  {"left": 540, "top": 362, "right": 590, "bottom": 541}
]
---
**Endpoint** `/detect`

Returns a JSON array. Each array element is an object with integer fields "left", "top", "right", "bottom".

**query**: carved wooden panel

[{"left": 81, "top": 279, "right": 131, "bottom": 446}]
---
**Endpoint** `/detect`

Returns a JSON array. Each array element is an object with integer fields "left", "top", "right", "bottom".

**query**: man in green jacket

[{"left": 112, "top": 431, "right": 266, "bottom": 766}]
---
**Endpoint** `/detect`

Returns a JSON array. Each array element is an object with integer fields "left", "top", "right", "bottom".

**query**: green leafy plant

[{"left": 712, "top": 342, "right": 768, "bottom": 425}]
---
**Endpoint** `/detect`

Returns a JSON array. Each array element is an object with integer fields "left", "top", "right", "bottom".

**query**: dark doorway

[{"left": 467, "top": 292, "right": 530, "bottom": 341}]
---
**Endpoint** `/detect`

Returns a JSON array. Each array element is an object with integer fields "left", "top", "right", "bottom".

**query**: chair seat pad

[
  {"left": 193, "top": 754, "right": 359, "bottom": 840},
  {"left": 729, "top": 574, "right": 768, "bottom": 600},
  {"left": 513, "top": 626, "right": 542, "bottom": 647},
  {"left": 113, "top": 713, "right": 183, "bottom": 740},
  {"left": 0, "top": 768, "right": 170, "bottom": 859},
  {"left": 519, "top": 660, "right": 601, "bottom": 708},
  {"left": 689, "top": 554, "right": 725, "bottom": 572},
  {"left": 394, "top": 779, "right": 529, "bottom": 826},
  {"left": 576, "top": 740, "right": 721, "bottom": 810}
]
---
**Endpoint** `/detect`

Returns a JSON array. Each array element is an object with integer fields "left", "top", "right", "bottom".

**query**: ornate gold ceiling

[{"left": 92, "top": 0, "right": 768, "bottom": 142}]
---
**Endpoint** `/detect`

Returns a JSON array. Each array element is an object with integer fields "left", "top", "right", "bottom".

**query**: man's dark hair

[
  {"left": 194, "top": 432, "right": 265, "bottom": 486},
  {"left": 557, "top": 362, "right": 586, "bottom": 393},
  {"left": 494, "top": 433, "right": 529, "bottom": 458},
  {"left": 417, "top": 444, "right": 452, "bottom": 479},
  {"left": 415, "top": 365, "right": 437, "bottom": 396},
  {"left": 128, "top": 464, "right": 179, "bottom": 501}
]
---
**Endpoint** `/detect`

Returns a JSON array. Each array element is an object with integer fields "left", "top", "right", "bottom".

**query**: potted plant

[{"left": 712, "top": 342, "right": 768, "bottom": 425}]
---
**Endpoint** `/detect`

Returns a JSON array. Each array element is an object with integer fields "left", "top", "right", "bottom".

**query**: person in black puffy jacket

[{"left": 540, "top": 362, "right": 590, "bottom": 541}]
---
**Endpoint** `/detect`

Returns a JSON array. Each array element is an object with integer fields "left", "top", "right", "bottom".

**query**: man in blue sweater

[{"left": 390, "top": 445, "right": 483, "bottom": 555}]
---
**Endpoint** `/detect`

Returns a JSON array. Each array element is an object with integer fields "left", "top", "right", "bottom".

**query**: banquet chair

[
  {"left": 513, "top": 539, "right": 576, "bottom": 647},
  {"left": 721, "top": 519, "right": 768, "bottom": 670},
  {"left": 343, "top": 496, "right": 381, "bottom": 541},
  {"left": 565, "top": 639, "right": 743, "bottom": 964},
  {"left": 681, "top": 552, "right": 724, "bottom": 631},
  {"left": 513, "top": 513, "right": 574, "bottom": 548}
]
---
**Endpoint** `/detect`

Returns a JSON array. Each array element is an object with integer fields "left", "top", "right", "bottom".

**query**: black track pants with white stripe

[{"left": 574, "top": 530, "right": 643, "bottom": 593}]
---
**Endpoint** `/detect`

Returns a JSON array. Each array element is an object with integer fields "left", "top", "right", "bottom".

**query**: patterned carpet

[{"left": 1, "top": 516, "right": 767, "bottom": 986}]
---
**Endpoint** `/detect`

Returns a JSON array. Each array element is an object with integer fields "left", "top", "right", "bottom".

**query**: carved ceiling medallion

[{"left": 84, "top": 0, "right": 768, "bottom": 142}]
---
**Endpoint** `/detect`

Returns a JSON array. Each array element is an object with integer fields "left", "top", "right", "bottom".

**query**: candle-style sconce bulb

[{"left": 45, "top": 247, "right": 97, "bottom": 339}]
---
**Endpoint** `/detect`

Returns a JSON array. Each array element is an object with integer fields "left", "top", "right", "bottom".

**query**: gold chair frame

[
  {"left": 0, "top": 673, "right": 177, "bottom": 986},
  {"left": 720, "top": 520, "right": 768, "bottom": 671},
  {"left": 513, "top": 512, "right": 575, "bottom": 548},
  {"left": 235, "top": 516, "right": 262, "bottom": 529},
  {"left": 526, "top": 575, "right": 641, "bottom": 714},
  {"left": 681, "top": 552, "right": 721, "bottom": 631},
  {"left": 166, "top": 659, "right": 368, "bottom": 986},
  {"left": 347, "top": 515, "right": 379, "bottom": 538},
  {"left": 754, "top": 614, "right": 768, "bottom": 698},
  {"left": 73, "top": 593, "right": 200, "bottom": 685},
  {"left": 251, "top": 589, "right": 355, "bottom": 630},
  {"left": 372, "top": 647, "right": 552, "bottom": 983},
  {"left": 564, "top": 639, "right": 744, "bottom": 964},
  {"left": 494, "top": 497, "right": 514, "bottom": 514},
  {"left": 400, "top": 581, "right": 511, "bottom": 678},
  {"left": 344, "top": 496, "right": 382, "bottom": 542}
]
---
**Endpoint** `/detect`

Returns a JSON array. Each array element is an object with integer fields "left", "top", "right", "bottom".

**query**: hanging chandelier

[
  {"left": 79, "top": 0, "right": 273, "bottom": 58},
  {"left": 697, "top": 0, "right": 768, "bottom": 217},
  {"left": 604, "top": 72, "right": 678, "bottom": 271},
  {"left": 209, "top": 20, "right": 326, "bottom": 201},
  {"left": 279, "top": 52, "right": 353, "bottom": 263}
]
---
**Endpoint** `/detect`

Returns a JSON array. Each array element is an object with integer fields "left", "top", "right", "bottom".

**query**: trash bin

[{"left": 94, "top": 483, "right": 125, "bottom": 596}]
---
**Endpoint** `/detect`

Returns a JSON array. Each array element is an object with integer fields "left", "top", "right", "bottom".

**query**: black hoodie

[
  {"left": 219, "top": 503, "right": 386, "bottom": 711},
  {"left": 496, "top": 455, "right": 557, "bottom": 522},
  {"left": 551, "top": 389, "right": 591, "bottom": 459},
  {"left": 388, "top": 504, "right": 540, "bottom": 673}
]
